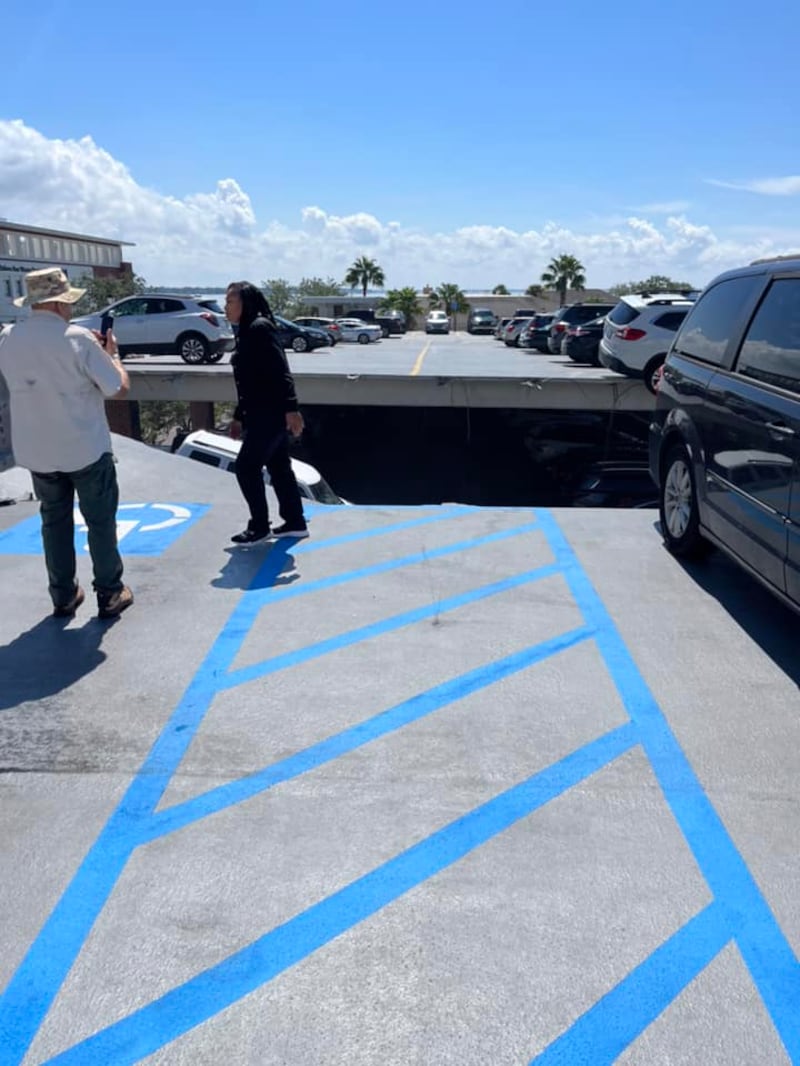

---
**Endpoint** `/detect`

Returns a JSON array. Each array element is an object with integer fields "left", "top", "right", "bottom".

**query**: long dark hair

[{"left": 227, "top": 281, "right": 278, "bottom": 332}]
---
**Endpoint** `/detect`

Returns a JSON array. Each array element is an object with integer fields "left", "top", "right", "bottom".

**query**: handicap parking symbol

[{"left": 0, "top": 502, "right": 209, "bottom": 556}]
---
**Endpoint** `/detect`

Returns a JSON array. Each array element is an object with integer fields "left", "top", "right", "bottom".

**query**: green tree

[
  {"left": 261, "top": 278, "right": 293, "bottom": 316},
  {"left": 492, "top": 284, "right": 509, "bottom": 295},
  {"left": 297, "top": 276, "right": 342, "bottom": 298},
  {"left": 524, "top": 283, "right": 543, "bottom": 298},
  {"left": 344, "top": 255, "right": 385, "bottom": 298},
  {"left": 540, "top": 254, "right": 586, "bottom": 306},
  {"left": 428, "top": 283, "right": 469, "bottom": 329},
  {"left": 72, "top": 273, "right": 147, "bottom": 316},
  {"left": 609, "top": 274, "right": 695, "bottom": 296},
  {"left": 379, "top": 286, "right": 422, "bottom": 329}
]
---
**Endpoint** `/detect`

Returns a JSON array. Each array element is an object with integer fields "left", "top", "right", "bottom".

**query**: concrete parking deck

[{"left": 0, "top": 436, "right": 798, "bottom": 1064}]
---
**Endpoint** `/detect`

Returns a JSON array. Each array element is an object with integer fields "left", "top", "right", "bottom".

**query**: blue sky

[{"left": 2, "top": 0, "right": 799, "bottom": 288}]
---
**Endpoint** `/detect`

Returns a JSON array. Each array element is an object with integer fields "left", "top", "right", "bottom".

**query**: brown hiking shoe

[
  {"left": 53, "top": 585, "right": 85, "bottom": 618},
  {"left": 98, "top": 585, "right": 134, "bottom": 620}
]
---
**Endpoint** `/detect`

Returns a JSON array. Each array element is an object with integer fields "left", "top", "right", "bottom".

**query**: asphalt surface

[
  {"left": 124, "top": 330, "right": 641, "bottom": 383},
  {"left": 0, "top": 436, "right": 798, "bottom": 1064}
]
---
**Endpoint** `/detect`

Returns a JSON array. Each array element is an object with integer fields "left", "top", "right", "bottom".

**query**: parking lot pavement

[{"left": 0, "top": 436, "right": 797, "bottom": 1064}]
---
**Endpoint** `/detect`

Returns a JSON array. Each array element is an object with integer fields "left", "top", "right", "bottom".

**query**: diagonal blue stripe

[
  {"left": 220, "top": 562, "right": 561, "bottom": 691},
  {"left": 530, "top": 903, "right": 731, "bottom": 1064},
  {"left": 535, "top": 509, "right": 800, "bottom": 1060},
  {"left": 139, "top": 623, "right": 592, "bottom": 844},
  {"left": 293, "top": 503, "right": 478, "bottom": 552},
  {"left": 44, "top": 724, "right": 639, "bottom": 1066}
]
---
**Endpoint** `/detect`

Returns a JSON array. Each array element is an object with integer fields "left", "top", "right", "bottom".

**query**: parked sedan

[
  {"left": 274, "top": 315, "right": 331, "bottom": 352},
  {"left": 503, "top": 317, "right": 536, "bottom": 346},
  {"left": 518, "top": 314, "right": 555, "bottom": 351},
  {"left": 561, "top": 316, "right": 606, "bottom": 365},
  {"left": 294, "top": 316, "right": 341, "bottom": 344},
  {"left": 494, "top": 317, "right": 512, "bottom": 340},
  {"left": 335, "top": 318, "right": 383, "bottom": 344},
  {"left": 425, "top": 310, "right": 450, "bottom": 334}
]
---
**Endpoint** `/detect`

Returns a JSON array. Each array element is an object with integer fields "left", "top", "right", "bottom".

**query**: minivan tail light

[
  {"left": 616, "top": 327, "right": 646, "bottom": 341},
  {"left": 200, "top": 312, "right": 219, "bottom": 327},
  {"left": 554, "top": 322, "right": 567, "bottom": 332}
]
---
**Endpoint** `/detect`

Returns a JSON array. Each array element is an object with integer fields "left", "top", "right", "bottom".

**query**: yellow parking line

[{"left": 410, "top": 341, "right": 430, "bottom": 377}]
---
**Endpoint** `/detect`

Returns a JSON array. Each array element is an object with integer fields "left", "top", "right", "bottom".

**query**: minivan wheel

[
  {"left": 179, "top": 333, "right": 209, "bottom": 364},
  {"left": 292, "top": 336, "right": 308, "bottom": 352},
  {"left": 660, "top": 444, "right": 708, "bottom": 558},
  {"left": 644, "top": 355, "right": 666, "bottom": 395}
]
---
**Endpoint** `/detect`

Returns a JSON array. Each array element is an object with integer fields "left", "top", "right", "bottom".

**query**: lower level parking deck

[{"left": 0, "top": 437, "right": 798, "bottom": 1064}]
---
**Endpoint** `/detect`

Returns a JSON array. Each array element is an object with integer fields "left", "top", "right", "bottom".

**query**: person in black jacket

[{"left": 225, "top": 282, "right": 308, "bottom": 543}]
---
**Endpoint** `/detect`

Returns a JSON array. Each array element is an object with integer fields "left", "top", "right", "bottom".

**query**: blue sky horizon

[{"left": 2, "top": 0, "right": 799, "bottom": 290}]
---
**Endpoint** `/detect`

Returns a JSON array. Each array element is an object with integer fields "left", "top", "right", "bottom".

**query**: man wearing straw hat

[{"left": 0, "top": 267, "right": 134, "bottom": 619}]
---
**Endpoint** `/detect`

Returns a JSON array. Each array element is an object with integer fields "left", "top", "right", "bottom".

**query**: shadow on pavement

[
  {"left": 676, "top": 545, "right": 800, "bottom": 689},
  {"left": 0, "top": 616, "right": 108, "bottom": 711},
  {"left": 211, "top": 543, "right": 300, "bottom": 591}
]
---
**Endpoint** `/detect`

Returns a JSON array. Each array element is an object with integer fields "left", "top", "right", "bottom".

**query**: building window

[
  {"left": 16, "top": 280, "right": 23, "bottom": 297},
  {"left": 4, "top": 280, "right": 11, "bottom": 298},
  {"left": 32, "top": 237, "right": 42, "bottom": 258},
  {"left": 6, "top": 234, "right": 16, "bottom": 257}
]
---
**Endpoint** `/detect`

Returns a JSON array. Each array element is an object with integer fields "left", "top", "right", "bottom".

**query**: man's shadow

[
  {"left": 0, "top": 616, "right": 108, "bottom": 711},
  {"left": 211, "top": 541, "right": 301, "bottom": 591}
]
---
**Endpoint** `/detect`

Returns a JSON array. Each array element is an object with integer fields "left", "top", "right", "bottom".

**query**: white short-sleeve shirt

[{"left": 0, "top": 310, "right": 124, "bottom": 473}]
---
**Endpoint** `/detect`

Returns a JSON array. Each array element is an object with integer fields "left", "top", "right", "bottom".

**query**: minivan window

[
  {"left": 608, "top": 302, "right": 639, "bottom": 326},
  {"left": 673, "top": 276, "right": 758, "bottom": 367},
  {"left": 736, "top": 278, "right": 800, "bottom": 395}
]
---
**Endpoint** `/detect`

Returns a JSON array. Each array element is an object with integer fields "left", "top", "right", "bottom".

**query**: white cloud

[
  {"left": 707, "top": 175, "right": 800, "bottom": 196},
  {"left": 0, "top": 120, "right": 795, "bottom": 288}
]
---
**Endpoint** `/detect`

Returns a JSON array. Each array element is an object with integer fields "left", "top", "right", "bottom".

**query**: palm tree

[
  {"left": 492, "top": 284, "right": 509, "bottom": 295},
  {"left": 524, "top": 283, "right": 543, "bottom": 298},
  {"left": 344, "top": 255, "right": 386, "bottom": 298},
  {"left": 428, "top": 283, "right": 469, "bottom": 330},
  {"left": 380, "top": 287, "right": 422, "bottom": 329},
  {"left": 540, "top": 254, "right": 586, "bottom": 306}
]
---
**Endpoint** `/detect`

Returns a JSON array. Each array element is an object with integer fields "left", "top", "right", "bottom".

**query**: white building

[{"left": 0, "top": 220, "right": 134, "bottom": 324}]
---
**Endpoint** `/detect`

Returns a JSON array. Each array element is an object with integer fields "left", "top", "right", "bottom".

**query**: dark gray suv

[{"left": 649, "top": 256, "right": 800, "bottom": 612}]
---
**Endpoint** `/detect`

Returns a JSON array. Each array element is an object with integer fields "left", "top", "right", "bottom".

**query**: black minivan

[{"left": 649, "top": 255, "right": 800, "bottom": 613}]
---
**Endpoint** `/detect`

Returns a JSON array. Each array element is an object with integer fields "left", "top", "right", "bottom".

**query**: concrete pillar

[
  {"left": 106, "top": 400, "right": 141, "bottom": 440},
  {"left": 190, "top": 402, "right": 215, "bottom": 432}
]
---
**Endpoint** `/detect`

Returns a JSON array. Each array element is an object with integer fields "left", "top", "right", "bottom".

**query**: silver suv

[
  {"left": 599, "top": 292, "right": 698, "bottom": 392},
  {"left": 72, "top": 294, "right": 234, "bottom": 364}
]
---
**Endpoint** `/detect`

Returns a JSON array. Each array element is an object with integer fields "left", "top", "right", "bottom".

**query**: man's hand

[
  {"left": 92, "top": 329, "right": 119, "bottom": 357},
  {"left": 230, "top": 419, "right": 242, "bottom": 441},
  {"left": 286, "top": 411, "right": 304, "bottom": 438}
]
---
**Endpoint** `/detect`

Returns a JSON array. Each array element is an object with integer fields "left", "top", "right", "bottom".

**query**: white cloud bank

[{"left": 1, "top": 120, "right": 796, "bottom": 288}]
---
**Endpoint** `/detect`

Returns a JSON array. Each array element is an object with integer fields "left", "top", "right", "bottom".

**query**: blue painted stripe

[
  {"left": 293, "top": 503, "right": 476, "bottom": 552},
  {"left": 535, "top": 509, "right": 800, "bottom": 1059},
  {"left": 530, "top": 903, "right": 731, "bottom": 1065},
  {"left": 230, "top": 521, "right": 544, "bottom": 614},
  {"left": 221, "top": 562, "right": 561, "bottom": 691},
  {"left": 44, "top": 723, "right": 639, "bottom": 1065},
  {"left": 139, "top": 623, "right": 592, "bottom": 844},
  {"left": 0, "top": 519, "right": 543, "bottom": 1064}
]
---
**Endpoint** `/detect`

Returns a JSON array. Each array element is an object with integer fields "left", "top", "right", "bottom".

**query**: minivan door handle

[{"left": 765, "top": 421, "right": 796, "bottom": 437}]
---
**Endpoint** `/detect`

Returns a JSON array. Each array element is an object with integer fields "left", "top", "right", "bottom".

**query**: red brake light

[
  {"left": 554, "top": 322, "right": 567, "bottom": 332},
  {"left": 616, "top": 327, "right": 646, "bottom": 341},
  {"left": 200, "top": 312, "right": 219, "bottom": 327}
]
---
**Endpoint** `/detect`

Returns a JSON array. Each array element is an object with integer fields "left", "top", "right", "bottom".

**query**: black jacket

[{"left": 231, "top": 317, "right": 299, "bottom": 424}]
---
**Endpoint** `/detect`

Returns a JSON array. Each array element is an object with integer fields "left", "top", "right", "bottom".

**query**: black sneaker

[
  {"left": 53, "top": 585, "right": 85, "bottom": 618},
  {"left": 272, "top": 523, "right": 309, "bottom": 540},
  {"left": 231, "top": 526, "right": 271, "bottom": 544}
]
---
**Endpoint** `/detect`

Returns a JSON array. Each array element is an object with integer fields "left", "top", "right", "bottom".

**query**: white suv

[
  {"left": 599, "top": 292, "right": 698, "bottom": 393},
  {"left": 72, "top": 294, "right": 234, "bottom": 364},
  {"left": 425, "top": 310, "right": 450, "bottom": 334}
]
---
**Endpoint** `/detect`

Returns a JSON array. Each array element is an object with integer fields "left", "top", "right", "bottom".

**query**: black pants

[{"left": 234, "top": 420, "right": 305, "bottom": 532}]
